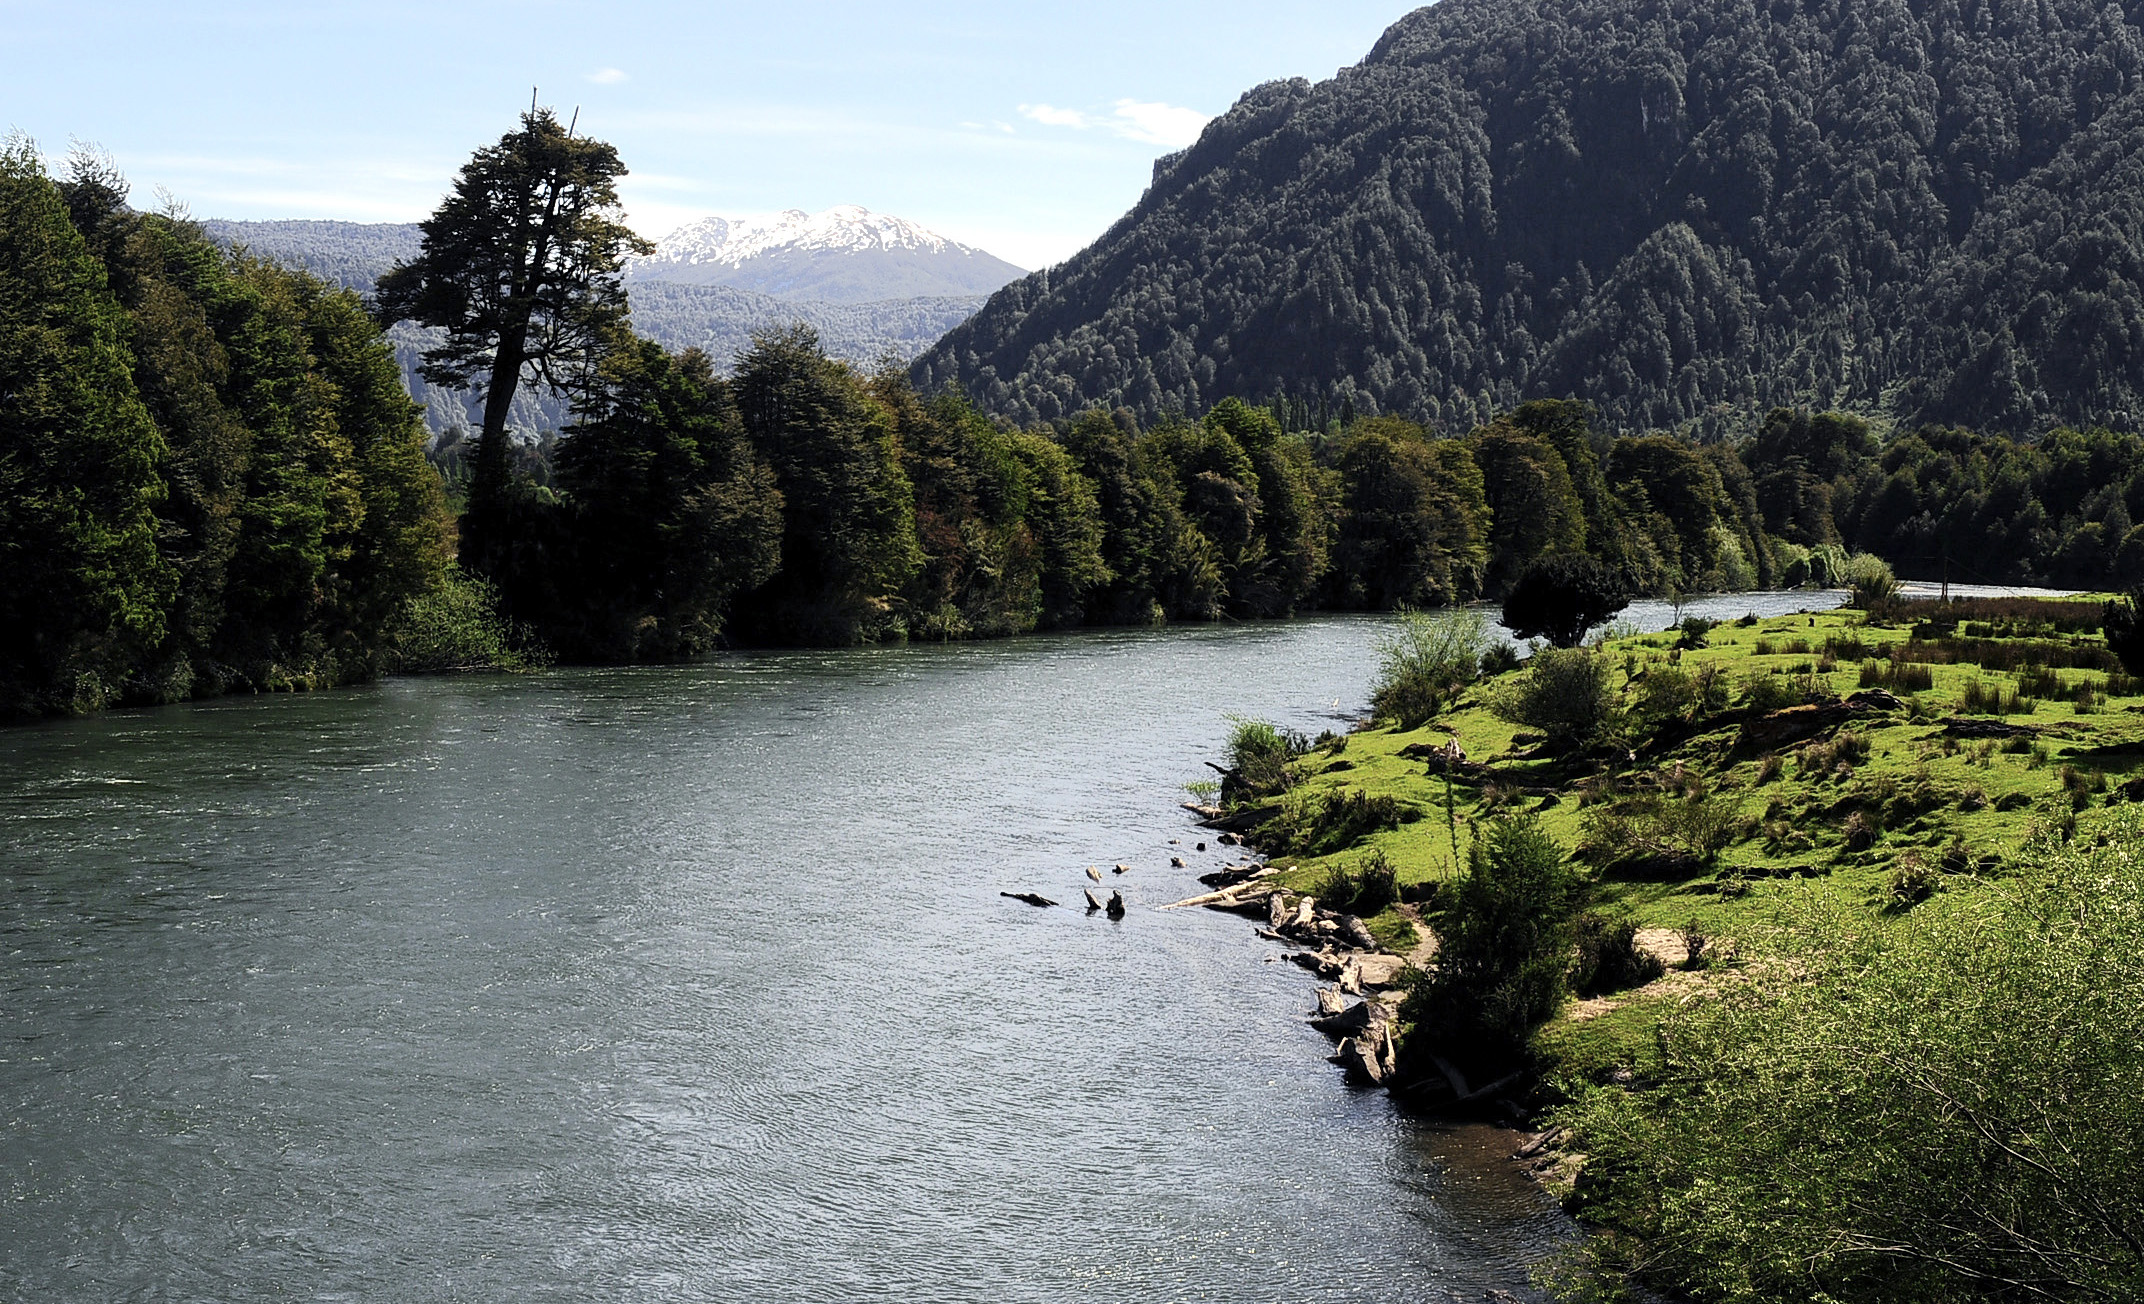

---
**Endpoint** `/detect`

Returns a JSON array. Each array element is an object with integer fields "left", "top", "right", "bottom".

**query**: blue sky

[{"left": 3, "top": 1, "right": 1418, "bottom": 269}]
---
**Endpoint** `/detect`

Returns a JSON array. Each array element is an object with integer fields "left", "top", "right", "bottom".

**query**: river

[{"left": 0, "top": 595, "right": 1844, "bottom": 1302}]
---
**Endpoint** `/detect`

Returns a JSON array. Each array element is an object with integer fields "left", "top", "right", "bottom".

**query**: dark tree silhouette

[{"left": 1501, "top": 555, "right": 1628, "bottom": 649}]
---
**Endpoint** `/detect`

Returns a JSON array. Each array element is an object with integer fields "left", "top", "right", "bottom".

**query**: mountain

[
  {"left": 625, "top": 206, "right": 1025, "bottom": 302},
  {"left": 915, "top": 0, "right": 2144, "bottom": 439},
  {"left": 200, "top": 212, "right": 1005, "bottom": 439}
]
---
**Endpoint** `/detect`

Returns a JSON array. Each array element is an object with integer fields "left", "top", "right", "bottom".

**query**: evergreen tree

[{"left": 374, "top": 105, "right": 647, "bottom": 577}]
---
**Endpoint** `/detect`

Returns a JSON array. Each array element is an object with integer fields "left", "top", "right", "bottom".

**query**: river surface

[{"left": 1, "top": 594, "right": 1842, "bottom": 1303}]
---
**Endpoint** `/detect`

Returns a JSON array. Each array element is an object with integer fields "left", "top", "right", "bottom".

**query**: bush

[
  {"left": 1480, "top": 641, "right": 1524, "bottom": 676},
  {"left": 1371, "top": 608, "right": 1493, "bottom": 729},
  {"left": 1572, "top": 912, "right": 1667, "bottom": 996},
  {"left": 2104, "top": 588, "right": 2144, "bottom": 678},
  {"left": 1491, "top": 647, "right": 1617, "bottom": 747},
  {"left": 1676, "top": 616, "right": 1717, "bottom": 649},
  {"left": 1317, "top": 847, "right": 1401, "bottom": 918},
  {"left": 1403, "top": 816, "right": 1585, "bottom": 1067},
  {"left": 1553, "top": 813, "right": 2144, "bottom": 1303},
  {"left": 1844, "top": 552, "right": 1901, "bottom": 611},
  {"left": 1222, "top": 716, "right": 1307, "bottom": 802},
  {"left": 390, "top": 568, "right": 543, "bottom": 673},
  {"left": 1263, "top": 787, "right": 1406, "bottom": 858}
]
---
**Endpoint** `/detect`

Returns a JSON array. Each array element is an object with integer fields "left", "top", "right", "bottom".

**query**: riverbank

[{"left": 1187, "top": 592, "right": 2144, "bottom": 1295}]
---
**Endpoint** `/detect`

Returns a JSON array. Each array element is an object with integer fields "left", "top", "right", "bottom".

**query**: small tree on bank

[{"left": 1501, "top": 554, "right": 1628, "bottom": 648}]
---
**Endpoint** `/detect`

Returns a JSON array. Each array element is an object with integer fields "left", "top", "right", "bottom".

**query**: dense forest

[
  {"left": 917, "top": 0, "right": 2144, "bottom": 439},
  {"left": 0, "top": 145, "right": 450, "bottom": 717}
]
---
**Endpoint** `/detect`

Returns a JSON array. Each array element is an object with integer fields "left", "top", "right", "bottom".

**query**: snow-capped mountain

[{"left": 626, "top": 206, "right": 1025, "bottom": 303}]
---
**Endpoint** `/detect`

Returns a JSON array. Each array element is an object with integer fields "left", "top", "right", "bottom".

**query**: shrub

[
  {"left": 1479, "top": 641, "right": 1524, "bottom": 676},
  {"left": 1886, "top": 851, "right": 1939, "bottom": 908},
  {"left": 390, "top": 568, "right": 543, "bottom": 673},
  {"left": 1317, "top": 847, "right": 1401, "bottom": 918},
  {"left": 1676, "top": 616, "right": 1717, "bottom": 649},
  {"left": 1371, "top": 608, "right": 1493, "bottom": 729},
  {"left": 1553, "top": 813, "right": 2144, "bottom": 1303},
  {"left": 1491, "top": 647, "right": 1616, "bottom": 747},
  {"left": 1958, "top": 678, "right": 2032, "bottom": 716},
  {"left": 1841, "top": 809, "right": 1880, "bottom": 851},
  {"left": 2104, "top": 588, "right": 2144, "bottom": 678},
  {"left": 1403, "top": 817, "right": 1585, "bottom": 1067},
  {"left": 1222, "top": 716, "right": 1307, "bottom": 802},
  {"left": 1263, "top": 787, "right": 1405, "bottom": 857},
  {"left": 1572, "top": 912, "right": 1666, "bottom": 996},
  {"left": 1844, "top": 552, "right": 1902, "bottom": 611}
]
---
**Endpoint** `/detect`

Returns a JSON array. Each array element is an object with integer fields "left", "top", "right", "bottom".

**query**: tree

[
  {"left": 374, "top": 105, "right": 648, "bottom": 573},
  {"left": 2105, "top": 588, "right": 2144, "bottom": 678},
  {"left": 1501, "top": 554, "right": 1628, "bottom": 648},
  {"left": 0, "top": 140, "right": 172, "bottom": 714}
]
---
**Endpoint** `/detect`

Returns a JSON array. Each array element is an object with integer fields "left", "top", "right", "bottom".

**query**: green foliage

[
  {"left": 1502, "top": 555, "right": 1630, "bottom": 649},
  {"left": 389, "top": 567, "right": 537, "bottom": 673},
  {"left": 0, "top": 141, "right": 172, "bottom": 714},
  {"left": 0, "top": 144, "right": 451, "bottom": 715},
  {"left": 2105, "top": 589, "right": 2144, "bottom": 679},
  {"left": 374, "top": 104, "right": 648, "bottom": 577},
  {"left": 1571, "top": 912, "right": 1666, "bottom": 998},
  {"left": 1844, "top": 553, "right": 1902, "bottom": 611},
  {"left": 1372, "top": 607, "right": 1493, "bottom": 729},
  {"left": 1316, "top": 847, "right": 1402, "bottom": 918},
  {"left": 1554, "top": 815, "right": 2144, "bottom": 1303},
  {"left": 1405, "top": 816, "right": 1586, "bottom": 1066},
  {"left": 1492, "top": 647, "right": 1617, "bottom": 747},
  {"left": 1222, "top": 716, "right": 1308, "bottom": 803}
]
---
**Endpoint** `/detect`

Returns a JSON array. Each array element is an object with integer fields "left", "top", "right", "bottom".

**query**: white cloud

[
  {"left": 1018, "top": 103, "right": 1090, "bottom": 130},
  {"left": 586, "top": 67, "right": 629, "bottom": 85},
  {"left": 1107, "top": 99, "right": 1209, "bottom": 149},
  {"left": 1016, "top": 99, "right": 1210, "bottom": 149}
]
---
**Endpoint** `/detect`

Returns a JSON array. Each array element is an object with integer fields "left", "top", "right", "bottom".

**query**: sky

[{"left": 1, "top": 1, "right": 1420, "bottom": 270}]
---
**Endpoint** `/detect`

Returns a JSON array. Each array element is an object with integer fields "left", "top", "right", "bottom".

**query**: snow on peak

[{"left": 634, "top": 206, "right": 983, "bottom": 271}]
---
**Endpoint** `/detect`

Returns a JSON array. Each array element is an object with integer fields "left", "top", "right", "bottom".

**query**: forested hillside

[{"left": 916, "top": 0, "right": 2144, "bottom": 437}]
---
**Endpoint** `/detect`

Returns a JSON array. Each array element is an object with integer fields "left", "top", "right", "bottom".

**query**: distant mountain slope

[
  {"left": 201, "top": 216, "right": 996, "bottom": 438},
  {"left": 625, "top": 206, "right": 1025, "bottom": 302},
  {"left": 198, "top": 219, "right": 420, "bottom": 291},
  {"left": 914, "top": 0, "right": 2144, "bottom": 437}
]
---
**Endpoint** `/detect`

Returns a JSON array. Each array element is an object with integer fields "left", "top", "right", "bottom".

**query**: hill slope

[{"left": 914, "top": 0, "right": 2144, "bottom": 437}]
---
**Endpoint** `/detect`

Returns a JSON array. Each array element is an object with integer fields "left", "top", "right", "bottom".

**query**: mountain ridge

[{"left": 914, "top": 0, "right": 2144, "bottom": 439}]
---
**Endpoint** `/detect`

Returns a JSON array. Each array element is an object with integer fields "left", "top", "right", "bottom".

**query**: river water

[{"left": 0, "top": 595, "right": 1841, "bottom": 1303}]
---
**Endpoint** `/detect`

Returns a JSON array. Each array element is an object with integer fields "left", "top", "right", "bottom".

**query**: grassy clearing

[{"left": 1232, "top": 598, "right": 2144, "bottom": 1082}]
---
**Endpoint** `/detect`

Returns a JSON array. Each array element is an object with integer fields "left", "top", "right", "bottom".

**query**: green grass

[{"left": 1237, "top": 603, "right": 2144, "bottom": 1080}]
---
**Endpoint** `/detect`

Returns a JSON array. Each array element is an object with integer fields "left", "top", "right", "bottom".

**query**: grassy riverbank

[{"left": 1218, "top": 593, "right": 2144, "bottom": 1300}]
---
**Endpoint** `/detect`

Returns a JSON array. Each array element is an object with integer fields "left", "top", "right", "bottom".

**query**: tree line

[
  {"left": 0, "top": 141, "right": 449, "bottom": 717},
  {"left": 8, "top": 105, "right": 2144, "bottom": 718}
]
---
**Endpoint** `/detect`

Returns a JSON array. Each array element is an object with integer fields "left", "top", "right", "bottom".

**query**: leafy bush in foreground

[
  {"left": 1492, "top": 648, "right": 1617, "bottom": 747},
  {"left": 1551, "top": 811, "right": 2144, "bottom": 1304}
]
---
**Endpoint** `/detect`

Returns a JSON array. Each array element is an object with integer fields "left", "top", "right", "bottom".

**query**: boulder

[
  {"left": 1338, "top": 1036, "right": 1389, "bottom": 1086},
  {"left": 1114, "top": 864, "right": 1132, "bottom": 875},
  {"left": 1738, "top": 701, "right": 1855, "bottom": 752},
  {"left": 1268, "top": 893, "right": 1293, "bottom": 929},
  {"left": 1084, "top": 889, "right": 1106, "bottom": 913},
  {"left": 1312, "top": 998, "right": 1383, "bottom": 1037},
  {"left": 1338, "top": 914, "right": 1379, "bottom": 950},
  {"left": 1170, "top": 856, "right": 1186, "bottom": 868},
  {"left": 1105, "top": 890, "right": 1127, "bottom": 919},
  {"left": 1001, "top": 892, "right": 1056, "bottom": 908},
  {"left": 1086, "top": 866, "right": 1103, "bottom": 882},
  {"left": 1315, "top": 987, "right": 1348, "bottom": 1017},
  {"left": 1354, "top": 954, "right": 1408, "bottom": 988}
]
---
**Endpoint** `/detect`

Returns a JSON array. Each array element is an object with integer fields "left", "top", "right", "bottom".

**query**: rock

[
  {"left": 1354, "top": 954, "right": 1408, "bottom": 988},
  {"left": 1268, "top": 893, "right": 1293, "bottom": 929},
  {"left": 1291, "top": 898, "right": 1318, "bottom": 931},
  {"left": 1848, "top": 688, "right": 1905, "bottom": 712},
  {"left": 1001, "top": 892, "right": 1055, "bottom": 908},
  {"left": 1180, "top": 802, "right": 1225, "bottom": 821},
  {"left": 1738, "top": 701, "right": 1856, "bottom": 751},
  {"left": 1114, "top": 863, "right": 1132, "bottom": 875},
  {"left": 1218, "top": 832, "right": 1242, "bottom": 846},
  {"left": 1338, "top": 961, "right": 1364, "bottom": 996},
  {"left": 1086, "top": 866, "right": 1103, "bottom": 882},
  {"left": 1287, "top": 951, "right": 1324, "bottom": 973},
  {"left": 1196, "top": 842, "right": 1207, "bottom": 852},
  {"left": 1339, "top": 1036, "right": 1388, "bottom": 1086},
  {"left": 1313, "top": 919, "right": 1339, "bottom": 936},
  {"left": 1106, "top": 890, "right": 1126, "bottom": 919},
  {"left": 1312, "top": 999, "right": 1383, "bottom": 1037},
  {"left": 1084, "top": 888, "right": 1106, "bottom": 913},
  {"left": 1170, "top": 856, "right": 1186, "bottom": 868},
  {"left": 1315, "top": 988, "right": 1348, "bottom": 1017},
  {"left": 1338, "top": 914, "right": 1379, "bottom": 950},
  {"left": 1944, "top": 716, "right": 2038, "bottom": 739}
]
